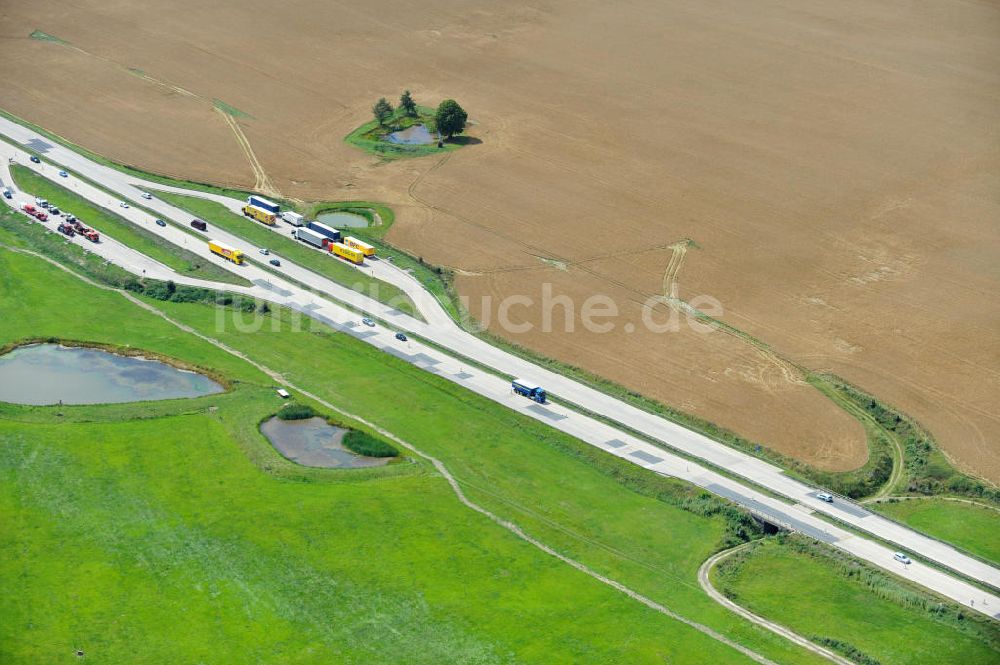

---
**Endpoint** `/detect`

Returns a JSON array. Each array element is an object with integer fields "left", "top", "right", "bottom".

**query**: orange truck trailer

[
  {"left": 208, "top": 240, "right": 245, "bottom": 264},
  {"left": 242, "top": 204, "right": 277, "bottom": 226},
  {"left": 342, "top": 236, "right": 375, "bottom": 257},
  {"left": 330, "top": 242, "right": 364, "bottom": 265}
]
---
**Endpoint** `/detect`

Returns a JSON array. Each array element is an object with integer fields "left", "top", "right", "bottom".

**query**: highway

[{"left": 2, "top": 118, "right": 998, "bottom": 619}]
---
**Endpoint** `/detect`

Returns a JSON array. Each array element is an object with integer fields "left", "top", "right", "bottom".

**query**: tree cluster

[{"left": 371, "top": 91, "right": 468, "bottom": 139}]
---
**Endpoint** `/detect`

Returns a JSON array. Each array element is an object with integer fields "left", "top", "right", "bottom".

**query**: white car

[
  {"left": 259, "top": 248, "right": 270, "bottom": 255},
  {"left": 816, "top": 492, "right": 833, "bottom": 503},
  {"left": 141, "top": 192, "right": 153, "bottom": 200},
  {"left": 58, "top": 170, "right": 68, "bottom": 178},
  {"left": 893, "top": 552, "right": 912, "bottom": 565},
  {"left": 119, "top": 201, "right": 129, "bottom": 209}
]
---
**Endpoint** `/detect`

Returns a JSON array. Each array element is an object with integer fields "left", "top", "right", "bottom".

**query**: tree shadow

[{"left": 444, "top": 136, "right": 482, "bottom": 146}]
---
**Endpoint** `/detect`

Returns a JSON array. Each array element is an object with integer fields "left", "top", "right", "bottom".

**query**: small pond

[
  {"left": 0, "top": 343, "right": 224, "bottom": 405},
  {"left": 260, "top": 416, "right": 390, "bottom": 469},
  {"left": 316, "top": 211, "right": 369, "bottom": 228},
  {"left": 386, "top": 124, "right": 436, "bottom": 145}
]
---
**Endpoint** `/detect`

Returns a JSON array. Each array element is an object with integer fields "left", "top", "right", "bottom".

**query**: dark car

[
  {"left": 269, "top": 258, "right": 281, "bottom": 267},
  {"left": 395, "top": 332, "right": 408, "bottom": 342},
  {"left": 29, "top": 155, "right": 40, "bottom": 164},
  {"left": 48, "top": 207, "right": 60, "bottom": 216},
  {"left": 155, "top": 219, "right": 167, "bottom": 227},
  {"left": 191, "top": 219, "right": 207, "bottom": 231}
]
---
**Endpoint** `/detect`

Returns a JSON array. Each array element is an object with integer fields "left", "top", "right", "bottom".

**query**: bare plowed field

[{"left": 2, "top": 1, "right": 997, "bottom": 477}]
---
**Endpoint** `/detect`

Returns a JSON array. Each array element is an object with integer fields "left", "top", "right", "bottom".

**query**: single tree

[
  {"left": 399, "top": 89, "right": 417, "bottom": 117},
  {"left": 372, "top": 97, "right": 394, "bottom": 126},
  {"left": 435, "top": 99, "right": 468, "bottom": 138}
]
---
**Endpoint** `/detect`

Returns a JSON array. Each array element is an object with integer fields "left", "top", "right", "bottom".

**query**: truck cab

[{"left": 512, "top": 379, "right": 547, "bottom": 404}]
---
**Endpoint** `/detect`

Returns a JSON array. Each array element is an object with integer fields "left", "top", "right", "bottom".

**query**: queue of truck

[{"left": 17, "top": 198, "right": 101, "bottom": 243}]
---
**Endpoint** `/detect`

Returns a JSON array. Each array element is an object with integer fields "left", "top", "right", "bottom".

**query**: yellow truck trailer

[
  {"left": 242, "top": 204, "right": 277, "bottom": 226},
  {"left": 343, "top": 235, "right": 375, "bottom": 257},
  {"left": 330, "top": 242, "right": 364, "bottom": 265},
  {"left": 208, "top": 240, "right": 244, "bottom": 264}
]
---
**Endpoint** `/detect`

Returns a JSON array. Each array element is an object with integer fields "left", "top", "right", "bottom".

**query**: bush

[
  {"left": 276, "top": 404, "right": 316, "bottom": 420},
  {"left": 342, "top": 430, "right": 398, "bottom": 458}
]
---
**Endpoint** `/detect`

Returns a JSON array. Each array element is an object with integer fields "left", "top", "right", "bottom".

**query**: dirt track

[{"left": 1, "top": 0, "right": 997, "bottom": 477}]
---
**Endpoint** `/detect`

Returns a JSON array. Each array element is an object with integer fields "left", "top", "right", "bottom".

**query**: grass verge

[
  {"left": 712, "top": 535, "right": 1000, "bottom": 665},
  {"left": 9, "top": 164, "right": 247, "bottom": 286},
  {"left": 872, "top": 499, "right": 1000, "bottom": 565}
]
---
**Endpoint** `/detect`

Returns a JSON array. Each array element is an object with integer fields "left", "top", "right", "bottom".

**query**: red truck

[
  {"left": 57, "top": 222, "right": 75, "bottom": 237},
  {"left": 20, "top": 203, "right": 36, "bottom": 215},
  {"left": 34, "top": 211, "right": 48, "bottom": 222},
  {"left": 72, "top": 221, "right": 99, "bottom": 242}
]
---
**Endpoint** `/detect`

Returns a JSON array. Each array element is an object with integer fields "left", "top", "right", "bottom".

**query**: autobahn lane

[{"left": 2, "top": 120, "right": 998, "bottom": 618}]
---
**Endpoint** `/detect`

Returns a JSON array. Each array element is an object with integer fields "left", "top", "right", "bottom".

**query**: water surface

[
  {"left": 316, "top": 211, "right": 369, "bottom": 228},
  {"left": 260, "top": 416, "right": 389, "bottom": 469},
  {"left": 386, "top": 124, "right": 436, "bottom": 145},
  {"left": 0, "top": 344, "right": 224, "bottom": 405}
]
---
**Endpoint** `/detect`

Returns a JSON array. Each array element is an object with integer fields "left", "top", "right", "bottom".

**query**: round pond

[
  {"left": 0, "top": 344, "right": 224, "bottom": 405},
  {"left": 386, "top": 124, "right": 436, "bottom": 145},
  {"left": 260, "top": 416, "right": 390, "bottom": 469},
  {"left": 316, "top": 211, "right": 369, "bottom": 228}
]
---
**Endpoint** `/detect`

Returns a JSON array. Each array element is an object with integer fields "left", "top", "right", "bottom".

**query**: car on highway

[
  {"left": 816, "top": 492, "right": 833, "bottom": 503},
  {"left": 64, "top": 214, "right": 77, "bottom": 223},
  {"left": 29, "top": 155, "right": 40, "bottom": 164},
  {"left": 395, "top": 332, "right": 408, "bottom": 342},
  {"left": 2, "top": 188, "right": 11, "bottom": 199},
  {"left": 49, "top": 207, "right": 61, "bottom": 216},
  {"left": 119, "top": 201, "right": 129, "bottom": 209},
  {"left": 894, "top": 552, "right": 912, "bottom": 565},
  {"left": 141, "top": 192, "right": 153, "bottom": 200},
  {"left": 155, "top": 219, "right": 166, "bottom": 227},
  {"left": 35, "top": 198, "right": 48, "bottom": 208},
  {"left": 259, "top": 248, "right": 270, "bottom": 255},
  {"left": 58, "top": 170, "right": 68, "bottom": 178},
  {"left": 362, "top": 318, "right": 375, "bottom": 327},
  {"left": 269, "top": 258, "right": 281, "bottom": 267}
]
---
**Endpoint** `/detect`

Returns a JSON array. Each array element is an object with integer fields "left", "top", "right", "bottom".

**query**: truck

[
  {"left": 20, "top": 203, "right": 36, "bottom": 215},
  {"left": 34, "top": 211, "right": 48, "bottom": 222},
  {"left": 280, "top": 211, "right": 305, "bottom": 226},
  {"left": 330, "top": 242, "right": 364, "bottom": 265},
  {"left": 208, "top": 240, "right": 245, "bottom": 264},
  {"left": 512, "top": 379, "right": 547, "bottom": 404},
  {"left": 242, "top": 204, "right": 277, "bottom": 226},
  {"left": 247, "top": 195, "right": 280, "bottom": 215},
  {"left": 294, "top": 226, "right": 328, "bottom": 249},
  {"left": 343, "top": 235, "right": 375, "bottom": 257},
  {"left": 191, "top": 219, "right": 208, "bottom": 231},
  {"left": 71, "top": 221, "right": 99, "bottom": 242},
  {"left": 57, "top": 222, "right": 75, "bottom": 237},
  {"left": 307, "top": 221, "right": 341, "bottom": 243}
]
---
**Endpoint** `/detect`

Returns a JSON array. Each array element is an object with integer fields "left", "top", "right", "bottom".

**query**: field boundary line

[
  {"left": 0, "top": 242, "right": 780, "bottom": 665},
  {"left": 699, "top": 544, "right": 855, "bottom": 665}
]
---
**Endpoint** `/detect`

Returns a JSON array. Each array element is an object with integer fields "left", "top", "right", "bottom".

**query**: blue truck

[
  {"left": 247, "top": 195, "right": 280, "bottom": 214},
  {"left": 512, "top": 379, "right": 547, "bottom": 403},
  {"left": 307, "top": 221, "right": 341, "bottom": 243}
]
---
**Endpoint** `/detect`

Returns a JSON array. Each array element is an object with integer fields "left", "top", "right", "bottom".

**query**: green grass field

[
  {"left": 3, "top": 223, "right": 997, "bottom": 664},
  {"left": 0, "top": 247, "right": 808, "bottom": 664},
  {"left": 874, "top": 499, "right": 1000, "bottom": 565},
  {"left": 712, "top": 538, "right": 1000, "bottom": 665},
  {"left": 9, "top": 165, "right": 247, "bottom": 286},
  {"left": 152, "top": 191, "right": 418, "bottom": 317}
]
